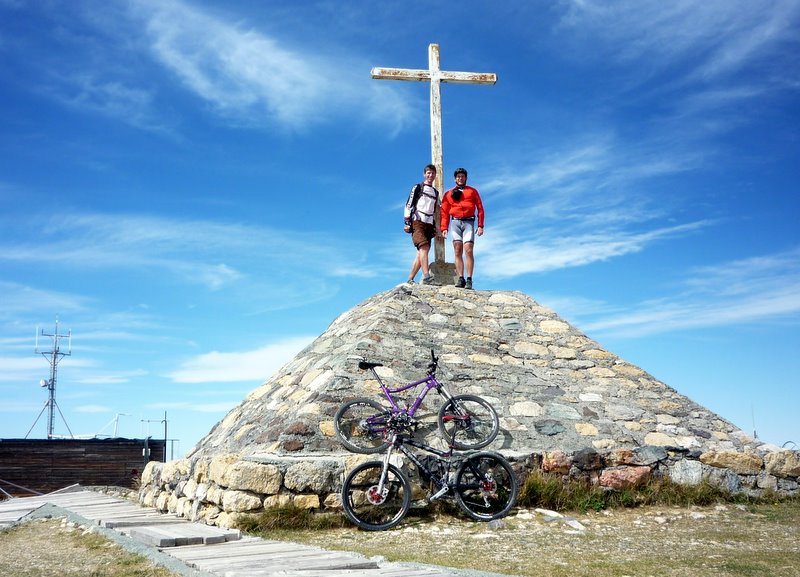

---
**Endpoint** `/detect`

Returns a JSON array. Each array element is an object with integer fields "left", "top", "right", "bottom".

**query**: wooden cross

[{"left": 372, "top": 44, "right": 496, "bottom": 264}]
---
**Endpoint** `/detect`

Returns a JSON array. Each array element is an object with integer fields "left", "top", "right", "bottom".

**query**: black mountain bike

[{"left": 341, "top": 420, "right": 518, "bottom": 531}]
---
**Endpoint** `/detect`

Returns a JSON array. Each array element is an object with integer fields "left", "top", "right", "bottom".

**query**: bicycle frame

[
  {"left": 379, "top": 431, "right": 456, "bottom": 499},
  {"left": 362, "top": 364, "right": 455, "bottom": 419}
]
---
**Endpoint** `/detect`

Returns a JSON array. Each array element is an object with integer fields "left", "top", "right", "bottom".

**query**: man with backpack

[
  {"left": 441, "top": 167, "right": 484, "bottom": 289},
  {"left": 404, "top": 164, "right": 439, "bottom": 284}
]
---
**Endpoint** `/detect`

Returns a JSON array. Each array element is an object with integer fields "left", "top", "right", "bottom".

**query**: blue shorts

[{"left": 449, "top": 217, "right": 475, "bottom": 243}]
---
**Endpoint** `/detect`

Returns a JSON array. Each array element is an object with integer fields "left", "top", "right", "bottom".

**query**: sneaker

[
  {"left": 465, "top": 277, "right": 473, "bottom": 290},
  {"left": 406, "top": 278, "right": 415, "bottom": 285},
  {"left": 422, "top": 274, "right": 434, "bottom": 285},
  {"left": 456, "top": 276, "right": 466, "bottom": 288}
]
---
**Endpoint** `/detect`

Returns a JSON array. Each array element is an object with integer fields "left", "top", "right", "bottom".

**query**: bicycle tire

[
  {"left": 341, "top": 461, "right": 411, "bottom": 531},
  {"left": 334, "top": 398, "right": 390, "bottom": 454},
  {"left": 454, "top": 451, "right": 518, "bottom": 521},
  {"left": 437, "top": 394, "right": 499, "bottom": 450}
]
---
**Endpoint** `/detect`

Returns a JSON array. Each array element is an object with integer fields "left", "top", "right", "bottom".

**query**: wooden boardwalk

[{"left": 0, "top": 486, "right": 464, "bottom": 577}]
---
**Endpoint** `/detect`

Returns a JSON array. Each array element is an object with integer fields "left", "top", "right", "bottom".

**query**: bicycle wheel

[
  {"left": 437, "top": 394, "right": 499, "bottom": 450},
  {"left": 454, "top": 452, "right": 518, "bottom": 521},
  {"left": 341, "top": 461, "right": 411, "bottom": 531},
  {"left": 334, "top": 398, "right": 390, "bottom": 454}
]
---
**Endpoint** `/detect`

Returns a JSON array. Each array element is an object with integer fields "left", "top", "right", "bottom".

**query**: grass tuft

[
  {"left": 235, "top": 505, "right": 350, "bottom": 533},
  {"left": 516, "top": 470, "right": 788, "bottom": 513}
]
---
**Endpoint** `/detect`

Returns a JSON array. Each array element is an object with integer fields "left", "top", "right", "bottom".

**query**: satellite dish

[{"left": 40, "top": 379, "right": 48, "bottom": 387}]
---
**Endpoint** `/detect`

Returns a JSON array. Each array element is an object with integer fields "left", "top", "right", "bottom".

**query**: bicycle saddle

[{"left": 358, "top": 360, "right": 383, "bottom": 370}]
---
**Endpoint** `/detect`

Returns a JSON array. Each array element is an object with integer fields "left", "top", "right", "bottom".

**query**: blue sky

[{"left": 1, "top": 0, "right": 798, "bottom": 457}]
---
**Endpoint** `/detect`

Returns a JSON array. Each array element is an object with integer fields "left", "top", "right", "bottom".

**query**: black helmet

[{"left": 454, "top": 167, "right": 468, "bottom": 178}]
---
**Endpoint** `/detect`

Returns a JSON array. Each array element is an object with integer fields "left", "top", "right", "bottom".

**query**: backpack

[{"left": 405, "top": 182, "right": 424, "bottom": 232}]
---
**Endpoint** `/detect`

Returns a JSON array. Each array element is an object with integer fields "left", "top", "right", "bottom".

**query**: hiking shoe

[
  {"left": 456, "top": 276, "right": 466, "bottom": 288},
  {"left": 422, "top": 274, "right": 434, "bottom": 285},
  {"left": 406, "top": 278, "right": 415, "bottom": 285},
  {"left": 465, "top": 278, "right": 473, "bottom": 290}
]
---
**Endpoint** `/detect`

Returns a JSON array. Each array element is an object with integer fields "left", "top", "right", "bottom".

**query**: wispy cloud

[
  {"left": 579, "top": 247, "right": 800, "bottom": 337},
  {"left": 166, "top": 336, "right": 314, "bottom": 383},
  {"left": 75, "top": 404, "right": 113, "bottom": 414},
  {"left": 128, "top": 0, "right": 415, "bottom": 132},
  {"left": 46, "top": 71, "right": 170, "bottom": 133},
  {"left": 481, "top": 221, "right": 708, "bottom": 279},
  {"left": 0, "top": 212, "right": 349, "bottom": 292},
  {"left": 3, "top": 0, "right": 416, "bottom": 134},
  {"left": 0, "top": 282, "right": 89, "bottom": 321},
  {"left": 0, "top": 357, "right": 45, "bottom": 382},
  {"left": 475, "top": 134, "right": 711, "bottom": 280},
  {"left": 558, "top": 0, "right": 800, "bottom": 80}
]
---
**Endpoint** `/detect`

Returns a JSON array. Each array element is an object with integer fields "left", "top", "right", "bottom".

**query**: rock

[
  {"left": 542, "top": 451, "right": 572, "bottom": 474},
  {"left": 700, "top": 451, "right": 763, "bottom": 475},
  {"left": 293, "top": 494, "right": 321, "bottom": 509},
  {"left": 222, "top": 490, "right": 263, "bottom": 512},
  {"left": 221, "top": 461, "right": 282, "bottom": 494},
  {"left": 670, "top": 459, "right": 704, "bottom": 486},
  {"left": 644, "top": 432, "right": 676, "bottom": 447},
  {"left": 765, "top": 450, "right": 800, "bottom": 478},
  {"left": 535, "top": 420, "right": 565, "bottom": 436},
  {"left": 573, "top": 448, "right": 603, "bottom": 471},
  {"left": 599, "top": 466, "right": 651, "bottom": 489},
  {"left": 575, "top": 423, "right": 599, "bottom": 436},
  {"left": 284, "top": 462, "right": 335, "bottom": 493}
]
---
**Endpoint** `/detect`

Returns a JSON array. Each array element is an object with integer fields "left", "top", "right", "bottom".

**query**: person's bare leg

[
  {"left": 418, "top": 243, "right": 431, "bottom": 277},
  {"left": 453, "top": 240, "right": 464, "bottom": 278},
  {"left": 465, "top": 242, "right": 475, "bottom": 278},
  {"left": 408, "top": 256, "right": 421, "bottom": 282}
]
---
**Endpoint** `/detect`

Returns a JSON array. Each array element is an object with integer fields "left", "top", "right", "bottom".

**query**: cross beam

[{"left": 372, "top": 44, "right": 496, "bottom": 264}]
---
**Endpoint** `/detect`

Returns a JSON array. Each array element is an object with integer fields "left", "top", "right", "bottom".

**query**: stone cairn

[{"left": 139, "top": 284, "right": 800, "bottom": 528}]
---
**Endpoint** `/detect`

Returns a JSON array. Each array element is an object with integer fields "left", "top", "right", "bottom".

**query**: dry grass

[
  {"left": 253, "top": 500, "right": 800, "bottom": 577},
  {"left": 238, "top": 477, "right": 800, "bottom": 577},
  {"left": 0, "top": 518, "right": 178, "bottom": 577}
]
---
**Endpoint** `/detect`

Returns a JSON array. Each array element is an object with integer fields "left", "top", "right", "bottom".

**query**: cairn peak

[
  {"left": 141, "top": 285, "right": 798, "bottom": 527},
  {"left": 187, "top": 284, "right": 753, "bottom": 461}
]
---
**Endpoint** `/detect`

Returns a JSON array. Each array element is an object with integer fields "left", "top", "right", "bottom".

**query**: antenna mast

[{"left": 26, "top": 319, "right": 74, "bottom": 439}]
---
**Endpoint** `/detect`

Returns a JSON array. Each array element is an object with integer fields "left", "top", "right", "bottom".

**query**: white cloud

[
  {"left": 0, "top": 282, "right": 89, "bottom": 320},
  {"left": 579, "top": 247, "right": 800, "bottom": 337},
  {"left": 75, "top": 404, "right": 112, "bottom": 414},
  {"left": 166, "top": 336, "right": 314, "bottom": 383},
  {"left": 0, "top": 357, "right": 45, "bottom": 382},
  {"left": 481, "top": 221, "right": 708, "bottom": 279},
  {"left": 0, "top": 213, "right": 345, "bottom": 292},
  {"left": 130, "top": 0, "right": 415, "bottom": 131},
  {"left": 559, "top": 0, "right": 800, "bottom": 79}
]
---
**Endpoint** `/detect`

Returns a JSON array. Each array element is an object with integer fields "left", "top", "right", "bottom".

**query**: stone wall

[
  {"left": 139, "top": 445, "right": 800, "bottom": 528},
  {"left": 138, "top": 285, "right": 799, "bottom": 527}
]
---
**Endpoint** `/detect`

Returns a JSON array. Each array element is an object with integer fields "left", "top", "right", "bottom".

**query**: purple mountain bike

[{"left": 334, "top": 350, "right": 499, "bottom": 453}]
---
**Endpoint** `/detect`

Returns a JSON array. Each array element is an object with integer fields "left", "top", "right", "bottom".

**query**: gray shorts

[{"left": 449, "top": 217, "right": 475, "bottom": 243}]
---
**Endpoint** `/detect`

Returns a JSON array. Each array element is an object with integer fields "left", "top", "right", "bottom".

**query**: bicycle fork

[{"left": 368, "top": 437, "right": 399, "bottom": 505}]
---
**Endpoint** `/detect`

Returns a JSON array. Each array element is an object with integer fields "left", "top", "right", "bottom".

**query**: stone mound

[
  {"left": 189, "top": 284, "right": 748, "bottom": 458},
  {"left": 139, "top": 285, "right": 800, "bottom": 526}
]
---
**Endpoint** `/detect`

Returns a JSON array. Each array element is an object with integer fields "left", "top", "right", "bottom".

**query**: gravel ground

[
  {"left": 2, "top": 501, "right": 798, "bottom": 577},
  {"left": 277, "top": 502, "right": 800, "bottom": 577}
]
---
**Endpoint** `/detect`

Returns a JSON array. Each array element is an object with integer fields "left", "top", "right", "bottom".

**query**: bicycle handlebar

[{"left": 427, "top": 348, "right": 438, "bottom": 375}]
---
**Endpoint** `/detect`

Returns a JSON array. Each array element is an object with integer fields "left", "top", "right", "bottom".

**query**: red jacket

[{"left": 440, "top": 185, "right": 485, "bottom": 231}]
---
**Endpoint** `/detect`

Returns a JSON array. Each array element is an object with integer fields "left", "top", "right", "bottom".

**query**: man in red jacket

[{"left": 441, "top": 167, "right": 484, "bottom": 289}]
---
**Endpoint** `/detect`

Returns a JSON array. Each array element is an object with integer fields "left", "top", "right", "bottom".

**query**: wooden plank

[{"left": 2, "top": 488, "right": 469, "bottom": 577}]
